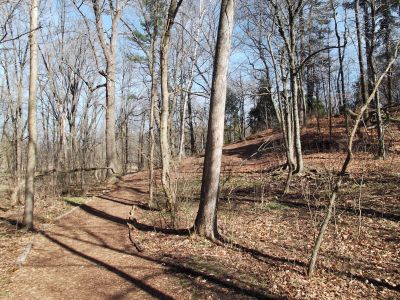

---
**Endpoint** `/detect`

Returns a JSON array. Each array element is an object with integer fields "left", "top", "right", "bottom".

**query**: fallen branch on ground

[
  {"left": 35, "top": 167, "right": 118, "bottom": 178},
  {"left": 127, "top": 206, "right": 144, "bottom": 252}
]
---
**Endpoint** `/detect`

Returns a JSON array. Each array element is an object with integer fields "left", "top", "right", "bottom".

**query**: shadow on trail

[
  {"left": 41, "top": 232, "right": 174, "bottom": 300},
  {"left": 98, "top": 194, "right": 158, "bottom": 211},
  {"left": 43, "top": 230, "right": 284, "bottom": 300},
  {"left": 123, "top": 187, "right": 148, "bottom": 195},
  {"left": 65, "top": 202, "right": 127, "bottom": 226},
  {"left": 130, "top": 217, "right": 190, "bottom": 236},
  {"left": 60, "top": 193, "right": 400, "bottom": 295}
]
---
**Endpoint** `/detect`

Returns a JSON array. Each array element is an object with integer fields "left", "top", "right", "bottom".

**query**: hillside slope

[{"left": 1, "top": 116, "right": 399, "bottom": 299}]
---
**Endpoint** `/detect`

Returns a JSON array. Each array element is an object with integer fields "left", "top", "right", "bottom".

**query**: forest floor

[{"left": 1, "top": 116, "right": 400, "bottom": 299}]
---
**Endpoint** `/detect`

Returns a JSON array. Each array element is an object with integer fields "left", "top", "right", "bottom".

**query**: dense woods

[{"left": 1, "top": 0, "right": 400, "bottom": 299}]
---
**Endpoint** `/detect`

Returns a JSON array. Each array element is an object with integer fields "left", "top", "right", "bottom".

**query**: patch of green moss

[{"left": 61, "top": 197, "right": 87, "bottom": 206}]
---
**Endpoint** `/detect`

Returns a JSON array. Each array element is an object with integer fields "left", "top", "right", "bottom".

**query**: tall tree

[
  {"left": 363, "top": 0, "right": 385, "bottom": 158},
  {"left": 159, "top": 0, "right": 183, "bottom": 212},
  {"left": 177, "top": 0, "right": 206, "bottom": 160},
  {"left": 331, "top": 0, "right": 348, "bottom": 132},
  {"left": 194, "top": 0, "right": 235, "bottom": 239},
  {"left": 249, "top": 78, "right": 276, "bottom": 133},
  {"left": 271, "top": 0, "right": 305, "bottom": 174},
  {"left": 92, "top": 0, "right": 122, "bottom": 181},
  {"left": 22, "top": 0, "right": 39, "bottom": 230},
  {"left": 355, "top": 0, "right": 368, "bottom": 107},
  {"left": 148, "top": 6, "right": 160, "bottom": 208},
  {"left": 122, "top": 0, "right": 162, "bottom": 206}
]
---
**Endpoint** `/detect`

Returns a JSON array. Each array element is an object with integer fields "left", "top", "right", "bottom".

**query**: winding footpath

[{"left": 7, "top": 174, "right": 190, "bottom": 300}]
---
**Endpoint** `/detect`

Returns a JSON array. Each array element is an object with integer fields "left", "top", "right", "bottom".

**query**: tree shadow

[
  {"left": 0, "top": 216, "right": 19, "bottom": 227},
  {"left": 123, "top": 187, "right": 148, "bottom": 195},
  {"left": 98, "top": 195, "right": 158, "bottom": 211},
  {"left": 277, "top": 198, "right": 400, "bottom": 222},
  {"left": 42, "top": 230, "right": 284, "bottom": 299},
  {"left": 215, "top": 235, "right": 400, "bottom": 293},
  {"left": 65, "top": 202, "right": 127, "bottom": 226},
  {"left": 163, "top": 258, "right": 284, "bottom": 299},
  {"left": 40, "top": 232, "right": 174, "bottom": 299},
  {"left": 216, "top": 235, "right": 306, "bottom": 272},
  {"left": 129, "top": 217, "right": 191, "bottom": 236},
  {"left": 78, "top": 194, "right": 400, "bottom": 294},
  {"left": 0, "top": 216, "right": 45, "bottom": 231},
  {"left": 301, "top": 132, "right": 344, "bottom": 153},
  {"left": 223, "top": 140, "right": 268, "bottom": 159}
]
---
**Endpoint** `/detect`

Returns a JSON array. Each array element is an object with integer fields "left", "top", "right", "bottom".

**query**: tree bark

[
  {"left": 159, "top": 0, "right": 183, "bottom": 211},
  {"left": 148, "top": 23, "right": 158, "bottom": 207},
  {"left": 23, "top": 0, "right": 39, "bottom": 230},
  {"left": 138, "top": 112, "right": 146, "bottom": 170},
  {"left": 355, "top": 0, "right": 368, "bottom": 108},
  {"left": 289, "top": 12, "right": 304, "bottom": 174},
  {"left": 194, "top": 0, "right": 235, "bottom": 239},
  {"left": 331, "top": 0, "right": 348, "bottom": 133},
  {"left": 92, "top": 0, "right": 121, "bottom": 181},
  {"left": 178, "top": 88, "right": 188, "bottom": 161},
  {"left": 11, "top": 55, "right": 25, "bottom": 205},
  {"left": 364, "top": 1, "right": 385, "bottom": 159},
  {"left": 187, "top": 93, "right": 197, "bottom": 154}
]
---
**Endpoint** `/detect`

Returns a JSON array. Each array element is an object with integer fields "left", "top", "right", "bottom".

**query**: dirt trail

[
  {"left": 6, "top": 175, "right": 192, "bottom": 300},
  {"left": 4, "top": 132, "right": 280, "bottom": 300}
]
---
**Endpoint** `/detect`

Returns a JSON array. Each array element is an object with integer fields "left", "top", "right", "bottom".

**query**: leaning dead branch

[{"left": 307, "top": 42, "right": 400, "bottom": 278}]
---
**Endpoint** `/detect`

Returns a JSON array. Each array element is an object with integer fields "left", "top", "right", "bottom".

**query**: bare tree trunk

[
  {"left": 375, "top": 92, "right": 385, "bottom": 158},
  {"left": 282, "top": 71, "right": 296, "bottom": 193},
  {"left": 11, "top": 67, "right": 24, "bottom": 205},
  {"left": 288, "top": 14, "right": 304, "bottom": 174},
  {"left": 92, "top": 0, "right": 121, "bottom": 181},
  {"left": 327, "top": 42, "right": 333, "bottom": 148},
  {"left": 147, "top": 15, "right": 159, "bottom": 207},
  {"left": 7, "top": 25, "right": 28, "bottom": 205},
  {"left": 178, "top": 89, "right": 188, "bottom": 161},
  {"left": 123, "top": 118, "right": 129, "bottom": 174},
  {"left": 266, "top": 33, "right": 294, "bottom": 188},
  {"left": 355, "top": 0, "right": 368, "bottom": 108},
  {"left": 298, "top": 7, "right": 307, "bottom": 126},
  {"left": 273, "top": 0, "right": 305, "bottom": 175},
  {"left": 149, "top": 69, "right": 157, "bottom": 206},
  {"left": 187, "top": 93, "right": 197, "bottom": 154},
  {"left": 178, "top": 0, "right": 206, "bottom": 159},
  {"left": 331, "top": 0, "right": 348, "bottom": 133},
  {"left": 105, "top": 60, "right": 119, "bottom": 178},
  {"left": 382, "top": 0, "right": 393, "bottom": 106},
  {"left": 138, "top": 112, "right": 146, "bottom": 170},
  {"left": 292, "top": 75, "right": 303, "bottom": 174},
  {"left": 194, "top": 0, "right": 235, "bottom": 239},
  {"left": 159, "top": 0, "right": 183, "bottom": 212},
  {"left": 23, "top": 0, "right": 39, "bottom": 230},
  {"left": 364, "top": 1, "right": 385, "bottom": 159}
]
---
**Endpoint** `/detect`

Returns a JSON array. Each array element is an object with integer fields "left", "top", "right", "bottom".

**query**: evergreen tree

[{"left": 249, "top": 78, "right": 275, "bottom": 133}]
